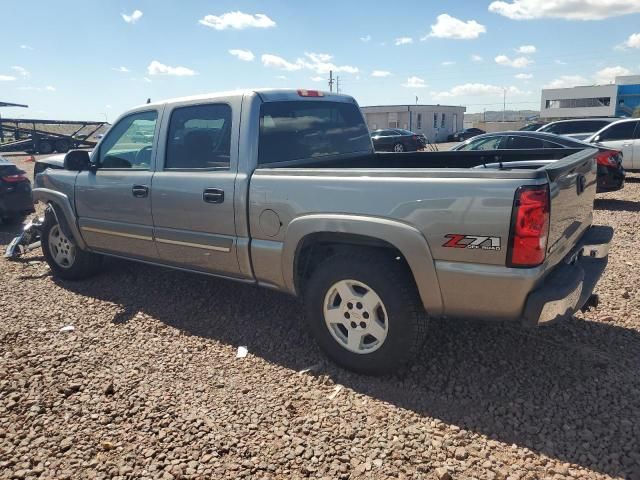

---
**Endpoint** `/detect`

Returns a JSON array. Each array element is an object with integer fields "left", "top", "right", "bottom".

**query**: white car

[
  {"left": 537, "top": 118, "right": 619, "bottom": 140},
  {"left": 586, "top": 118, "right": 640, "bottom": 171}
]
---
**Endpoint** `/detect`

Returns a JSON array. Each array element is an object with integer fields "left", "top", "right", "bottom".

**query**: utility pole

[
  {"left": 502, "top": 88, "right": 506, "bottom": 122},
  {"left": 328, "top": 70, "right": 334, "bottom": 93}
]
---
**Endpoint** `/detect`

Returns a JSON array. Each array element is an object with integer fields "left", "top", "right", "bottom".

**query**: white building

[
  {"left": 540, "top": 75, "right": 640, "bottom": 119},
  {"left": 360, "top": 104, "right": 466, "bottom": 143}
]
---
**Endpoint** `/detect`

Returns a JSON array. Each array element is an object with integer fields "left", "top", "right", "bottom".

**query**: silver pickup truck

[{"left": 30, "top": 89, "right": 612, "bottom": 374}]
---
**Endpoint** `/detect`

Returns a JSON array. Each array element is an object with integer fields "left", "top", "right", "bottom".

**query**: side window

[
  {"left": 599, "top": 122, "right": 637, "bottom": 141},
  {"left": 507, "top": 136, "right": 544, "bottom": 149},
  {"left": 417, "top": 114, "right": 422, "bottom": 129},
  {"left": 98, "top": 111, "right": 157, "bottom": 169},
  {"left": 543, "top": 123, "right": 565, "bottom": 135},
  {"left": 441, "top": 113, "right": 445, "bottom": 128},
  {"left": 459, "top": 136, "right": 502, "bottom": 151},
  {"left": 543, "top": 140, "right": 564, "bottom": 149},
  {"left": 165, "top": 104, "right": 231, "bottom": 169}
]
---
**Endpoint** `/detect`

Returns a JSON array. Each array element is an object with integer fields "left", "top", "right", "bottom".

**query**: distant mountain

[{"left": 465, "top": 110, "right": 540, "bottom": 122}]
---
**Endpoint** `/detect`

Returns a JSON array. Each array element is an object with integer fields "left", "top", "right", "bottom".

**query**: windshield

[{"left": 258, "top": 101, "right": 372, "bottom": 165}]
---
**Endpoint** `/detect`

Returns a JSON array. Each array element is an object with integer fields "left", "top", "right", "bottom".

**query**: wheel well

[{"left": 294, "top": 232, "right": 409, "bottom": 295}]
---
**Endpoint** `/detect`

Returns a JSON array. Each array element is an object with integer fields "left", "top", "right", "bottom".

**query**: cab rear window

[{"left": 258, "top": 101, "right": 371, "bottom": 165}]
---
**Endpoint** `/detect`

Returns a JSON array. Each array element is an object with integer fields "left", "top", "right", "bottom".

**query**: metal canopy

[{"left": 0, "top": 101, "right": 28, "bottom": 108}]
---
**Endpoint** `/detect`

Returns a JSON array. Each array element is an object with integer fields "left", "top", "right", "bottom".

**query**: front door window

[{"left": 98, "top": 111, "right": 158, "bottom": 169}]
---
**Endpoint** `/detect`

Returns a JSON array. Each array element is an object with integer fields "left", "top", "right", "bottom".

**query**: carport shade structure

[{"left": 0, "top": 101, "right": 28, "bottom": 143}]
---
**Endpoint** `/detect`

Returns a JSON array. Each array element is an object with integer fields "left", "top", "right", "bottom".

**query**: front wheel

[
  {"left": 392, "top": 143, "right": 405, "bottom": 153},
  {"left": 304, "top": 252, "right": 427, "bottom": 375},
  {"left": 42, "top": 214, "right": 103, "bottom": 280}
]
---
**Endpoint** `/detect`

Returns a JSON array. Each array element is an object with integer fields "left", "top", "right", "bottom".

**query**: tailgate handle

[{"left": 203, "top": 188, "right": 224, "bottom": 204}]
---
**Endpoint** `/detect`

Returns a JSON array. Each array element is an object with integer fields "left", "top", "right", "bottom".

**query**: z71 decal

[{"left": 443, "top": 234, "right": 501, "bottom": 251}]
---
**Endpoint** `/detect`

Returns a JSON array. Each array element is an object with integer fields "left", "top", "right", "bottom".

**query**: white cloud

[
  {"left": 402, "top": 76, "right": 427, "bottom": 88},
  {"left": 594, "top": 66, "right": 632, "bottom": 84},
  {"left": 229, "top": 49, "right": 255, "bottom": 61},
  {"left": 122, "top": 10, "right": 143, "bottom": 24},
  {"left": 17, "top": 85, "right": 56, "bottom": 92},
  {"left": 147, "top": 60, "right": 197, "bottom": 76},
  {"left": 555, "top": 59, "right": 568, "bottom": 65},
  {"left": 113, "top": 66, "right": 130, "bottom": 73},
  {"left": 276, "top": 75, "right": 287, "bottom": 80},
  {"left": 495, "top": 54, "right": 533, "bottom": 68},
  {"left": 261, "top": 52, "right": 358, "bottom": 75},
  {"left": 622, "top": 33, "right": 640, "bottom": 49},
  {"left": 10, "top": 66, "right": 30, "bottom": 78},
  {"left": 261, "top": 54, "right": 302, "bottom": 71},
  {"left": 143, "top": 77, "right": 152, "bottom": 83},
  {"left": 516, "top": 45, "right": 536, "bottom": 54},
  {"left": 425, "top": 14, "right": 486, "bottom": 40},
  {"left": 360, "top": 35, "right": 371, "bottom": 42},
  {"left": 45, "top": 86, "right": 56, "bottom": 92},
  {"left": 394, "top": 37, "right": 413, "bottom": 46},
  {"left": 441, "top": 61, "right": 456, "bottom": 66},
  {"left": 471, "top": 54, "right": 484, "bottom": 63},
  {"left": 515, "top": 73, "right": 533, "bottom": 79},
  {"left": 0, "top": 75, "right": 16, "bottom": 81},
  {"left": 489, "top": 0, "right": 640, "bottom": 20},
  {"left": 543, "top": 75, "right": 589, "bottom": 89},
  {"left": 199, "top": 11, "right": 275, "bottom": 30},
  {"left": 19, "top": 44, "right": 33, "bottom": 50},
  {"left": 371, "top": 70, "right": 392, "bottom": 77},
  {"left": 432, "top": 83, "right": 525, "bottom": 98},
  {"left": 310, "top": 76, "right": 324, "bottom": 82}
]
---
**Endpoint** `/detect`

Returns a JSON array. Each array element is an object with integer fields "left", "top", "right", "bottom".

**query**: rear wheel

[
  {"left": 304, "top": 252, "right": 427, "bottom": 375},
  {"left": 38, "top": 140, "right": 53, "bottom": 155},
  {"left": 392, "top": 143, "right": 405, "bottom": 153},
  {"left": 54, "top": 139, "right": 70, "bottom": 153},
  {"left": 42, "top": 214, "right": 103, "bottom": 280}
]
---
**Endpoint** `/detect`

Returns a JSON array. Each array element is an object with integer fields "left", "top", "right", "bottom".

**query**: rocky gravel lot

[{"left": 1, "top": 154, "right": 639, "bottom": 479}]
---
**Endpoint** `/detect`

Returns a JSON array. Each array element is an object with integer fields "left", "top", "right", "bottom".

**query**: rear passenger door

[{"left": 151, "top": 99, "right": 242, "bottom": 277}]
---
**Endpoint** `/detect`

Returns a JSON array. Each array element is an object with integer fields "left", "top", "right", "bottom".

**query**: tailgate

[{"left": 543, "top": 148, "right": 598, "bottom": 267}]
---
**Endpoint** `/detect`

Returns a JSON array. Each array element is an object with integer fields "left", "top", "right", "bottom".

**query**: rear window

[{"left": 258, "top": 101, "right": 371, "bottom": 165}]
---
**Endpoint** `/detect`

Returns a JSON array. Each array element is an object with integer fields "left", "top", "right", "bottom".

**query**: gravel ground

[{"left": 1, "top": 155, "right": 639, "bottom": 480}]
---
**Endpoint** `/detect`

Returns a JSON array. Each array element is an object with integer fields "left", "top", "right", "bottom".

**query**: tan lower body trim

[
  {"left": 81, "top": 226, "right": 153, "bottom": 242},
  {"left": 156, "top": 237, "right": 231, "bottom": 252}
]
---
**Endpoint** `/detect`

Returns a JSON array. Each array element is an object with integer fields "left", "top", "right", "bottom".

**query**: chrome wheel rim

[
  {"left": 393, "top": 144, "right": 404, "bottom": 152},
  {"left": 48, "top": 224, "right": 75, "bottom": 268},
  {"left": 323, "top": 279, "right": 389, "bottom": 354}
]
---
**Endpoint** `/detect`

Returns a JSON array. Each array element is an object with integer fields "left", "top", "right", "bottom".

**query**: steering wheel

[{"left": 134, "top": 145, "right": 153, "bottom": 166}]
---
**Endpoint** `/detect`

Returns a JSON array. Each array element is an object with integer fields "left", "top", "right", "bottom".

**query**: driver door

[{"left": 75, "top": 108, "right": 161, "bottom": 261}]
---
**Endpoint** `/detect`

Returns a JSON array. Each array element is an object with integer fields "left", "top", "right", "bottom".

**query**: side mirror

[
  {"left": 593, "top": 135, "right": 600, "bottom": 143},
  {"left": 63, "top": 150, "right": 91, "bottom": 171}
]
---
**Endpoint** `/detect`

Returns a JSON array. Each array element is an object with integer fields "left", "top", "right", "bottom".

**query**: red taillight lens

[
  {"left": 1, "top": 173, "right": 29, "bottom": 183},
  {"left": 508, "top": 185, "right": 550, "bottom": 267},
  {"left": 595, "top": 150, "right": 620, "bottom": 167},
  {"left": 412, "top": 135, "right": 419, "bottom": 140},
  {"left": 297, "top": 89, "right": 324, "bottom": 97}
]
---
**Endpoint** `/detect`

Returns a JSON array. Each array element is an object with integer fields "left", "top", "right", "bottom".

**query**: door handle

[
  {"left": 203, "top": 188, "right": 224, "bottom": 204},
  {"left": 132, "top": 185, "right": 149, "bottom": 198}
]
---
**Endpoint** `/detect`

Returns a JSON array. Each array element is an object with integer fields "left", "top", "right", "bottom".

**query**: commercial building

[
  {"left": 360, "top": 104, "right": 466, "bottom": 143},
  {"left": 540, "top": 75, "right": 640, "bottom": 119}
]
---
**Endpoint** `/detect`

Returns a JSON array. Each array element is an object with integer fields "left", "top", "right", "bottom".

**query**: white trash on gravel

[
  {"left": 59, "top": 325, "right": 75, "bottom": 333},
  {"left": 235, "top": 345, "right": 248, "bottom": 358}
]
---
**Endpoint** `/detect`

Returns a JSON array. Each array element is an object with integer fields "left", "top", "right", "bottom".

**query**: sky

[{"left": 1, "top": 0, "right": 640, "bottom": 121}]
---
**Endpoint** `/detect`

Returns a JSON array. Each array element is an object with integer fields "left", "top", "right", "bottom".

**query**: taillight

[
  {"left": 595, "top": 150, "right": 620, "bottom": 167},
  {"left": 508, "top": 185, "right": 550, "bottom": 268},
  {"left": 1, "top": 173, "right": 29, "bottom": 183},
  {"left": 412, "top": 135, "right": 419, "bottom": 140},
  {"left": 297, "top": 89, "right": 324, "bottom": 97}
]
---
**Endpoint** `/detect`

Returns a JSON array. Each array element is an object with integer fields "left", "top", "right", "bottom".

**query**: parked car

[
  {"left": 447, "top": 128, "right": 485, "bottom": 142},
  {"left": 537, "top": 118, "right": 619, "bottom": 140},
  {"left": 0, "top": 155, "right": 34, "bottom": 224},
  {"left": 519, "top": 122, "right": 546, "bottom": 131},
  {"left": 28, "top": 89, "right": 611, "bottom": 374},
  {"left": 452, "top": 131, "right": 625, "bottom": 192},
  {"left": 586, "top": 118, "right": 640, "bottom": 171},
  {"left": 370, "top": 129, "right": 425, "bottom": 152}
]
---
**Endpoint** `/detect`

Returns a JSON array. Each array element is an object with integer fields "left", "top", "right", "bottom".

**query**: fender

[
  {"left": 32, "top": 188, "right": 87, "bottom": 249},
  {"left": 282, "top": 214, "right": 444, "bottom": 315}
]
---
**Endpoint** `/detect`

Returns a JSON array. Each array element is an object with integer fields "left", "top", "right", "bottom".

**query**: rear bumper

[
  {"left": 522, "top": 225, "right": 613, "bottom": 326},
  {"left": 0, "top": 184, "right": 34, "bottom": 216},
  {"left": 596, "top": 165, "right": 625, "bottom": 192}
]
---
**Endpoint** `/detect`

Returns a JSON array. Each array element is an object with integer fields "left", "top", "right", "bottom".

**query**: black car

[
  {"left": 452, "top": 131, "right": 625, "bottom": 192},
  {"left": 370, "top": 129, "right": 425, "bottom": 152},
  {"left": 519, "top": 122, "right": 546, "bottom": 131},
  {"left": 0, "top": 155, "right": 34, "bottom": 224},
  {"left": 447, "top": 128, "right": 485, "bottom": 142}
]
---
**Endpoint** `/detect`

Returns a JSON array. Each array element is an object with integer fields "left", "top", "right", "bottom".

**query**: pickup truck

[{"left": 31, "top": 89, "right": 612, "bottom": 374}]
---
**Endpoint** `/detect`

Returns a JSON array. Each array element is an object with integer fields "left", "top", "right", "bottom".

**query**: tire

[
  {"left": 38, "top": 140, "right": 53, "bottom": 155},
  {"left": 54, "top": 139, "right": 70, "bottom": 153},
  {"left": 392, "top": 143, "right": 405, "bottom": 153},
  {"left": 41, "top": 213, "right": 103, "bottom": 280},
  {"left": 304, "top": 251, "right": 427, "bottom": 375}
]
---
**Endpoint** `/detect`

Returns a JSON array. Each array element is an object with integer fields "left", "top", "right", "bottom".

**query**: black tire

[
  {"left": 392, "top": 143, "right": 405, "bottom": 153},
  {"left": 41, "top": 213, "right": 103, "bottom": 280},
  {"left": 304, "top": 251, "right": 427, "bottom": 375},
  {"left": 54, "top": 139, "right": 70, "bottom": 153},
  {"left": 38, "top": 140, "right": 53, "bottom": 155}
]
